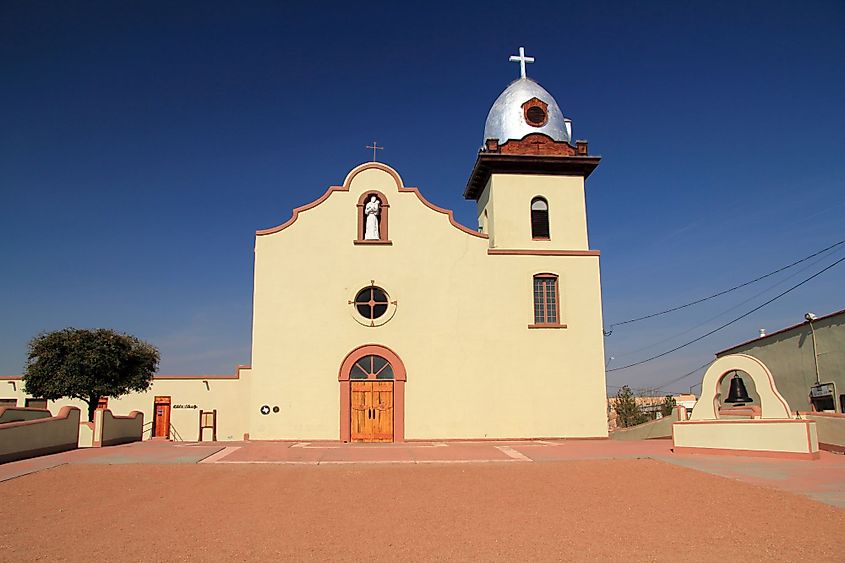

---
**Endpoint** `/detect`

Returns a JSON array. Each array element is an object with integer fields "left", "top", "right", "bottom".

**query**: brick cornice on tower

[{"left": 464, "top": 134, "right": 601, "bottom": 200}]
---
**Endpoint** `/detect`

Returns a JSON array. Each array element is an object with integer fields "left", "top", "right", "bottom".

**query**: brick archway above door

[{"left": 339, "top": 344, "right": 406, "bottom": 442}]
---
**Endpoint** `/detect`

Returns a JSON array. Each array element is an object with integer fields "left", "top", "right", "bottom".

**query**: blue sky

[{"left": 2, "top": 1, "right": 843, "bottom": 394}]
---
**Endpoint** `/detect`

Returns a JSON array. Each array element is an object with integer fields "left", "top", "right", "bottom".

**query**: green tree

[
  {"left": 24, "top": 328, "right": 159, "bottom": 421},
  {"left": 660, "top": 395, "right": 677, "bottom": 418},
  {"left": 614, "top": 385, "right": 648, "bottom": 428}
]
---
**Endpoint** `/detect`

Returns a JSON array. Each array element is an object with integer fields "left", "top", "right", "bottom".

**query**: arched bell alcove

[{"left": 690, "top": 354, "right": 792, "bottom": 421}]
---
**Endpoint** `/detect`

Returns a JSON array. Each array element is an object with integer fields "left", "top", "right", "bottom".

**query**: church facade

[{"left": 2, "top": 51, "right": 609, "bottom": 442}]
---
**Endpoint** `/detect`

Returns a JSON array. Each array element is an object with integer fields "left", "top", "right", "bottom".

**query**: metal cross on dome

[
  {"left": 366, "top": 141, "right": 384, "bottom": 162},
  {"left": 509, "top": 46, "right": 534, "bottom": 79}
]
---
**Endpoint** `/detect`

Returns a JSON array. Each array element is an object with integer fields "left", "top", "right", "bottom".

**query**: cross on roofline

[
  {"left": 365, "top": 141, "right": 384, "bottom": 162},
  {"left": 509, "top": 46, "right": 534, "bottom": 79}
]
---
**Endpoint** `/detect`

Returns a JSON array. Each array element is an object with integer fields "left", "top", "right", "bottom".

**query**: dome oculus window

[
  {"left": 526, "top": 106, "right": 546, "bottom": 126},
  {"left": 522, "top": 97, "right": 549, "bottom": 128}
]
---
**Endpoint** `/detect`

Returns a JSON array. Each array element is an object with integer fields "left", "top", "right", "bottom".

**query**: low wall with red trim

[
  {"left": 672, "top": 418, "right": 819, "bottom": 460},
  {"left": 610, "top": 406, "right": 687, "bottom": 441},
  {"left": 0, "top": 406, "right": 80, "bottom": 464},
  {"left": 0, "top": 406, "right": 52, "bottom": 425},
  {"left": 93, "top": 409, "right": 144, "bottom": 447},
  {"left": 801, "top": 413, "right": 845, "bottom": 454}
]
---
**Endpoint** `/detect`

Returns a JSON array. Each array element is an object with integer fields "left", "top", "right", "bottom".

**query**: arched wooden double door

[{"left": 339, "top": 345, "right": 406, "bottom": 443}]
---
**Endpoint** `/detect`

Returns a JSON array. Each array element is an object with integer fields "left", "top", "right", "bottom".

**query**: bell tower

[{"left": 465, "top": 48, "right": 600, "bottom": 251}]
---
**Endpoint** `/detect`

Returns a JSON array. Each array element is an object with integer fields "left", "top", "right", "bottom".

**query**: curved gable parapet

[
  {"left": 397, "top": 185, "right": 488, "bottom": 239},
  {"left": 256, "top": 186, "right": 346, "bottom": 236},
  {"left": 256, "top": 161, "right": 488, "bottom": 239},
  {"left": 342, "top": 161, "right": 404, "bottom": 190}
]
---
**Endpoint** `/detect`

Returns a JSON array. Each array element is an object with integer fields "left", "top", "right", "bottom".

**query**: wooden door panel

[
  {"left": 154, "top": 396, "right": 171, "bottom": 439},
  {"left": 349, "top": 381, "right": 393, "bottom": 443},
  {"left": 350, "top": 381, "right": 371, "bottom": 442},
  {"left": 371, "top": 382, "right": 393, "bottom": 442}
]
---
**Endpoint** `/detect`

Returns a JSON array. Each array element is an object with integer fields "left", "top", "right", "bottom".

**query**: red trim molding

[
  {"left": 398, "top": 184, "right": 487, "bottom": 239},
  {"left": 718, "top": 405, "right": 762, "bottom": 418},
  {"left": 800, "top": 411, "right": 845, "bottom": 418},
  {"left": 488, "top": 249, "right": 600, "bottom": 256},
  {"left": 673, "top": 446, "right": 820, "bottom": 461},
  {"left": 154, "top": 364, "right": 251, "bottom": 381},
  {"left": 528, "top": 324, "right": 567, "bottom": 329},
  {"left": 338, "top": 344, "right": 406, "bottom": 443},
  {"left": 256, "top": 187, "right": 346, "bottom": 236},
  {"left": 679, "top": 418, "right": 813, "bottom": 426},
  {"left": 257, "top": 162, "right": 487, "bottom": 240}
]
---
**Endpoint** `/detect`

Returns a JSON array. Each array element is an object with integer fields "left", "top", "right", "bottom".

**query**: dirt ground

[{"left": 1, "top": 459, "right": 843, "bottom": 562}]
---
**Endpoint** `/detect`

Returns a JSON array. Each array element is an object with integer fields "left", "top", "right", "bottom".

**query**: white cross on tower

[{"left": 509, "top": 46, "right": 535, "bottom": 79}]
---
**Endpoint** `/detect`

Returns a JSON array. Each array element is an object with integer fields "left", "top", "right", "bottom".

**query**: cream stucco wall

[
  {"left": 0, "top": 162, "right": 608, "bottom": 443},
  {"left": 248, "top": 163, "right": 607, "bottom": 440},
  {"left": 0, "top": 374, "right": 251, "bottom": 442},
  {"left": 477, "top": 174, "right": 589, "bottom": 250},
  {"left": 673, "top": 419, "right": 818, "bottom": 456}
]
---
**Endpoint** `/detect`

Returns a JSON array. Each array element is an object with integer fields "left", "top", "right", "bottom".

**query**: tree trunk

[{"left": 86, "top": 397, "right": 100, "bottom": 422}]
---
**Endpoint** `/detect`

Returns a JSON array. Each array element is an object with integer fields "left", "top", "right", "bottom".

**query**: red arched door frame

[{"left": 339, "top": 344, "right": 406, "bottom": 442}]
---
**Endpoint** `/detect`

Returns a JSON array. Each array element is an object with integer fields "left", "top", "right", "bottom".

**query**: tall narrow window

[
  {"left": 533, "top": 275, "right": 559, "bottom": 325},
  {"left": 531, "top": 197, "right": 550, "bottom": 239}
]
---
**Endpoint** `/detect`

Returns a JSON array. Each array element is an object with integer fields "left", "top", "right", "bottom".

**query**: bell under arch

[{"left": 690, "top": 354, "right": 792, "bottom": 421}]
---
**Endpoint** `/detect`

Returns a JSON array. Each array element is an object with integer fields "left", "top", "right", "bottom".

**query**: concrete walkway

[{"left": 2, "top": 438, "right": 844, "bottom": 507}]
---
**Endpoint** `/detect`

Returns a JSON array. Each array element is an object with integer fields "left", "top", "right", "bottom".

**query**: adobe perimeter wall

[
  {"left": 610, "top": 406, "right": 686, "bottom": 440},
  {"left": 802, "top": 412, "right": 845, "bottom": 453},
  {"left": 0, "top": 407, "right": 52, "bottom": 424},
  {"left": 95, "top": 409, "right": 144, "bottom": 447},
  {"left": 0, "top": 406, "right": 80, "bottom": 464}
]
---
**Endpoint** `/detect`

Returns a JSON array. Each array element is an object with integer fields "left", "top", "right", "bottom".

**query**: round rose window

[{"left": 354, "top": 286, "right": 390, "bottom": 320}]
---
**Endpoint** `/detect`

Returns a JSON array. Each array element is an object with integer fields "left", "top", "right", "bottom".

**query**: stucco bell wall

[
  {"left": 673, "top": 419, "right": 819, "bottom": 457},
  {"left": 249, "top": 163, "right": 608, "bottom": 440},
  {"left": 477, "top": 174, "right": 589, "bottom": 250}
]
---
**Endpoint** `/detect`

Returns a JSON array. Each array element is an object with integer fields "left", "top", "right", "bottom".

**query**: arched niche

[
  {"left": 355, "top": 190, "right": 391, "bottom": 244},
  {"left": 690, "top": 354, "right": 792, "bottom": 421}
]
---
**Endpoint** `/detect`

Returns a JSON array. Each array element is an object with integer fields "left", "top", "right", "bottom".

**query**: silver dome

[{"left": 483, "top": 77, "right": 569, "bottom": 145}]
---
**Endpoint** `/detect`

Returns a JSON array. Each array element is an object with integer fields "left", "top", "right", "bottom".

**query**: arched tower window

[
  {"left": 356, "top": 191, "right": 391, "bottom": 244},
  {"left": 531, "top": 197, "right": 550, "bottom": 240}
]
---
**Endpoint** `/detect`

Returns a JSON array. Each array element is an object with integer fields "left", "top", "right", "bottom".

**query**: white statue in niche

[{"left": 364, "top": 195, "right": 381, "bottom": 240}]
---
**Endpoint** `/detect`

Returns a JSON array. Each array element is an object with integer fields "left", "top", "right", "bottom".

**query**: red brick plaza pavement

[{"left": 2, "top": 440, "right": 844, "bottom": 561}]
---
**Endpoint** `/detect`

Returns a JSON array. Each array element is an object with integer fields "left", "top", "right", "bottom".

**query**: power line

[
  {"left": 607, "top": 253, "right": 845, "bottom": 373},
  {"left": 606, "top": 360, "right": 711, "bottom": 393},
  {"left": 603, "top": 239, "right": 845, "bottom": 335},
  {"left": 653, "top": 360, "right": 713, "bottom": 392},
  {"left": 608, "top": 247, "right": 839, "bottom": 361}
]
